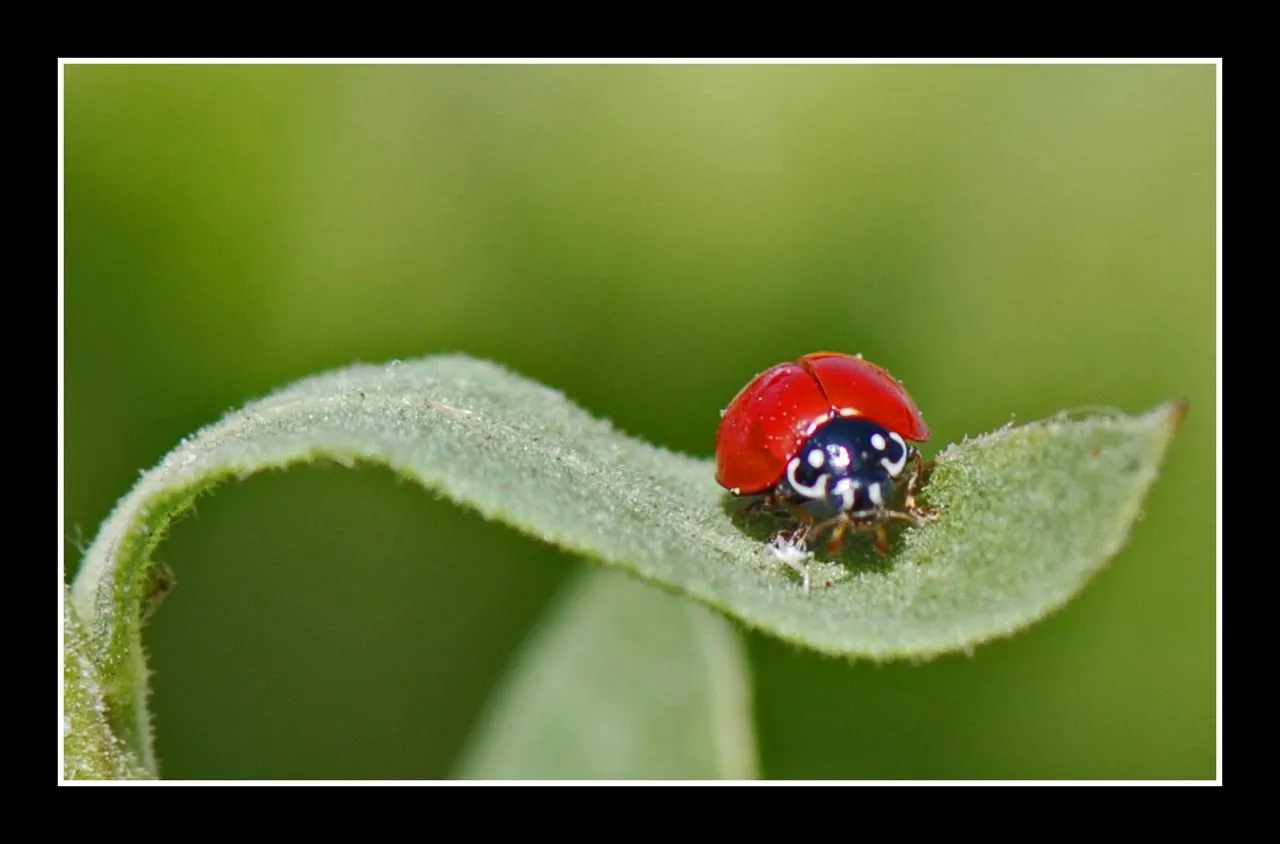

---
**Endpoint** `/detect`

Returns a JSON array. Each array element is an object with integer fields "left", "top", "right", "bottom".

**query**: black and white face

[{"left": 782, "top": 416, "right": 909, "bottom": 515}]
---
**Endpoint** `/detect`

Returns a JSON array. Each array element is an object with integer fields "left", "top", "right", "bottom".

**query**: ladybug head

[{"left": 781, "top": 416, "right": 910, "bottom": 516}]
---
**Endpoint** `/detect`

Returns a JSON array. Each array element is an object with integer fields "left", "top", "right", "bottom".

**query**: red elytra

[{"left": 714, "top": 352, "right": 930, "bottom": 495}]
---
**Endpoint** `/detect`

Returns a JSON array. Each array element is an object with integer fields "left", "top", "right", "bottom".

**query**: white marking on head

[
  {"left": 868, "top": 482, "right": 885, "bottom": 506},
  {"left": 807, "top": 448, "right": 825, "bottom": 469},
  {"left": 832, "top": 478, "right": 854, "bottom": 511},
  {"left": 870, "top": 433, "right": 887, "bottom": 451},
  {"left": 880, "top": 432, "right": 909, "bottom": 476},
  {"left": 830, "top": 445, "right": 851, "bottom": 469},
  {"left": 787, "top": 457, "right": 828, "bottom": 500}
]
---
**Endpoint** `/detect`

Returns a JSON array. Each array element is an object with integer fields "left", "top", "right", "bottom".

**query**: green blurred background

[{"left": 64, "top": 64, "right": 1216, "bottom": 780}]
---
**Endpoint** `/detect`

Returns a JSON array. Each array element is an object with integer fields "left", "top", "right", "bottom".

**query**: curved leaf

[
  {"left": 67, "top": 355, "right": 1185, "bottom": 774},
  {"left": 62, "top": 585, "right": 150, "bottom": 780}
]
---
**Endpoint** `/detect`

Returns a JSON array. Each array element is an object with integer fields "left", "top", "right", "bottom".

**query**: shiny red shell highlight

[{"left": 714, "top": 352, "right": 930, "bottom": 495}]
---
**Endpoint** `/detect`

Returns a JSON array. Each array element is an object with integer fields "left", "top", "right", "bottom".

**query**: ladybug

[{"left": 715, "top": 352, "right": 938, "bottom": 556}]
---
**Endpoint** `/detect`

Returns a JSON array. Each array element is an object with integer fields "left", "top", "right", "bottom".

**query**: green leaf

[
  {"left": 67, "top": 355, "right": 1185, "bottom": 775},
  {"left": 63, "top": 585, "right": 151, "bottom": 780},
  {"left": 453, "top": 567, "right": 757, "bottom": 779}
]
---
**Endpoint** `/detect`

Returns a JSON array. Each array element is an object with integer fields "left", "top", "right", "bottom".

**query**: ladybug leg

[
  {"left": 819, "top": 509, "right": 910, "bottom": 556},
  {"left": 872, "top": 523, "right": 891, "bottom": 556},
  {"left": 780, "top": 499, "right": 816, "bottom": 529},
  {"left": 823, "top": 518, "right": 850, "bottom": 557},
  {"left": 808, "top": 510, "right": 908, "bottom": 557},
  {"left": 803, "top": 513, "right": 839, "bottom": 544},
  {"left": 903, "top": 450, "right": 941, "bottom": 522},
  {"left": 807, "top": 512, "right": 869, "bottom": 556},
  {"left": 875, "top": 508, "right": 935, "bottom": 528}
]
